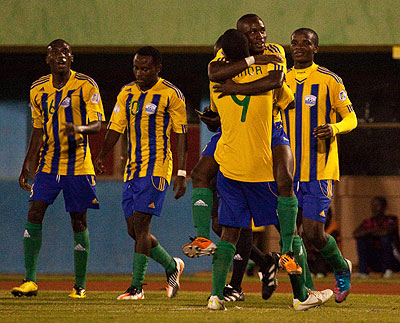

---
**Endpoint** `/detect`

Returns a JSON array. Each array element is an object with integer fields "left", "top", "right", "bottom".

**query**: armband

[{"left": 177, "top": 170, "right": 187, "bottom": 177}]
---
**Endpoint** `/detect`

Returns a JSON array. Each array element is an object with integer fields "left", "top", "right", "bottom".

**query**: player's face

[
  {"left": 290, "top": 31, "right": 319, "bottom": 67},
  {"left": 46, "top": 41, "right": 73, "bottom": 75},
  {"left": 237, "top": 17, "right": 266, "bottom": 55},
  {"left": 133, "top": 54, "right": 161, "bottom": 90}
]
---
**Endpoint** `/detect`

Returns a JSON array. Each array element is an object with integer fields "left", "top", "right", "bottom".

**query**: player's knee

[
  {"left": 71, "top": 220, "right": 87, "bottom": 232},
  {"left": 190, "top": 167, "right": 207, "bottom": 187},
  {"left": 276, "top": 172, "right": 294, "bottom": 196}
]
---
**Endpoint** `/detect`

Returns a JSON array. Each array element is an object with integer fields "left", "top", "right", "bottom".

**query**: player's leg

[{"left": 301, "top": 180, "right": 351, "bottom": 303}]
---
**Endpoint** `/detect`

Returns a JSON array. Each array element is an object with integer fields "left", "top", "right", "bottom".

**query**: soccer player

[
  {"left": 12, "top": 39, "right": 105, "bottom": 299},
  {"left": 94, "top": 46, "right": 187, "bottom": 300},
  {"left": 207, "top": 29, "right": 332, "bottom": 311},
  {"left": 282, "top": 28, "right": 357, "bottom": 303}
]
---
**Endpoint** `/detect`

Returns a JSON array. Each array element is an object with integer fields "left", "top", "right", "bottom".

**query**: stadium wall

[{"left": 1, "top": 0, "right": 399, "bottom": 46}]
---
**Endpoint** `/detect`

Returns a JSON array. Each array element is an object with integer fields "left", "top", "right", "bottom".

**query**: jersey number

[{"left": 231, "top": 95, "right": 250, "bottom": 122}]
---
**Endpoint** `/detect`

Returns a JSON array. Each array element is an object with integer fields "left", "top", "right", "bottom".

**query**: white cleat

[
  {"left": 166, "top": 257, "right": 184, "bottom": 298},
  {"left": 292, "top": 289, "right": 333, "bottom": 311},
  {"left": 207, "top": 295, "right": 227, "bottom": 311}
]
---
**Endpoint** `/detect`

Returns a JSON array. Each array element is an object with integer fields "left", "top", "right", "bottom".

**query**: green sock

[
  {"left": 23, "top": 222, "right": 42, "bottom": 283},
  {"left": 150, "top": 244, "right": 176, "bottom": 274},
  {"left": 277, "top": 196, "right": 298, "bottom": 254},
  {"left": 289, "top": 236, "right": 308, "bottom": 301},
  {"left": 299, "top": 238, "right": 315, "bottom": 291},
  {"left": 192, "top": 188, "right": 213, "bottom": 239},
  {"left": 73, "top": 229, "right": 90, "bottom": 289},
  {"left": 211, "top": 240, "right": 236, "bottom": 299},
  {"left": 131, "top": 253, "right": 149, "bottom": 290},
  {"left": 319, "top": 234, "right": 348, "bottom": 273}
]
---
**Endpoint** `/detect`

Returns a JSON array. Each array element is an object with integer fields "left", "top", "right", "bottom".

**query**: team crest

[
  {"left": 113, "top": 104, "right": 120, "bottom": 113},
  {"left": 339, "top": 90, "right": 347, "bottom": 101},
  {"left": 145, "top": 103, "right": 157, "bottom": 115},
  {"left": 304, "top": 95, "right": 317, "bottom": 107},
  {"left": 60, "top": 97, "right": 71, "bottom": 108},
  {"left": 91, "top": 93, "right": 100, "bottom": 104}
]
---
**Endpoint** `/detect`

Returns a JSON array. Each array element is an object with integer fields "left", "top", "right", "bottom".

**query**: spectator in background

[{"left": 353, "top": 196, "right": 400, "bottom": 279}]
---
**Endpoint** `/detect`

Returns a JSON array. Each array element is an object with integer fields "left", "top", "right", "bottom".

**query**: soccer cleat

[
  {"left": 292, "top": 288, "right": 333, "bottom": 311},
  {"left": 207, "top": 295, "right": 227, "bottom": 310},
  {"left": 117, "top": 286, "right": 144, "bottom": 300},
  {"left": 182, "top": 237, "right": 217, "bottom": 258},
  {"left": 68, "top": 285, "right": 87, "bottom": 298},
  {"left": 166, "top": 257, "right": 184, "bottom": 298},
  {"left": 280, "top": 252, "right": 302, "bottom": 275},
  {"left": 11, "top": 279, "right": 38, "bottom": 297},
  {"left": 223, "top": 284, "right": 245, "bottom": 301},
  {"left": 259, "top": 252, "right": 280, "bottom": 300},
  {"left": 334, "top": 258, "right": 352, "bottom": 303}
]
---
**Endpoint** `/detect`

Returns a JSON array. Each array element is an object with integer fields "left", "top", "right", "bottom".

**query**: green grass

[{"left": 1, "top": 290, "right": 400, "bottom": 323}]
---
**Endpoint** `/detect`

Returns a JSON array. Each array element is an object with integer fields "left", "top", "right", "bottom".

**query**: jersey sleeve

[
  {"left": 330, "top": 79, "right": 357, "bottom": 135},
  {"left": 85, "top": 83, "right": 105, "bottom": 123},
  {"left": 264, "top": 43, "right": 287, "bottom": 73},
  {"left": 273, "top": 82, "right": 294, "bottom": 110},
  {"left": 107, "top": 92, "right": 128, "bottom": 134},
  {"left": 169, "top": 92, "right": 188, "bottom": 134},
  {"left": 30, "top": 88, "right": 44, "bottom": 128}
]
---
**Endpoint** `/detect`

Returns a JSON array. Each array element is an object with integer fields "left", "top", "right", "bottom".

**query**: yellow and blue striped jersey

[
  {"left": 210, "top": 46, "right": 288, "bottom": 182},
  {"left": 282, "top": 63, "right": 357, "bottom": 181},
  {"left": 30, "top": 70, "right": 105, "bottom": 175},
  {"left": 108, "top": 78, "right": 187, "bottom": 183}
]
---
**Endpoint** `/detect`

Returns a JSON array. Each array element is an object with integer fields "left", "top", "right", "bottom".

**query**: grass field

[{"left": 2, "top": 274, "right": 400, "bottom": 322}]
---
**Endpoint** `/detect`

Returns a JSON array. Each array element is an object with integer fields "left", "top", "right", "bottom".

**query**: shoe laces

[{"left": 126, "top": 286, "right": 141, "bottom": 294}]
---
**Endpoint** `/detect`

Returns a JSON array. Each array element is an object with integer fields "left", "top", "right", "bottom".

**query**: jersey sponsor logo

[
  {"left": 91, "top": 93, "right": 100, "bottom": 104},
  {"left": 148, "top": 202, "right": 155, "bottom": 208},
  {"left": 74, "top": 244, "right": 86, "bottom": 251},
  {"left": 145, "top": 103, "right": 157, "bottom": 115},
  {"left": 339, "top": 90, "right": 347, "bottom": 101},
  {"left": 92, "top": 198, "right": 99, "bottom": 204},
  {"left": 23, "top": 230, "right": 31, "bottom": 238},
  {"left": 319, "top": 210, "right": 326, "bottom": 217},
  {"left": 304, "top": 95, "right": 317, "bottom": 107},
  {"left": 193, "top": 199, "right": 208, "bottom": 207},
  {"left": 39, "top": 87, "right": 45, "bottom": 92},
  {"left": 60, "top": 97, "right": 71, "bottom": 108},
  {"left": 113, "top": 104, "right": 120, "bottom": 113}
]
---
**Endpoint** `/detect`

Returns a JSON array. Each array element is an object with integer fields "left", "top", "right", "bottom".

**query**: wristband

[
  {"left": 177, "top": 170, "right": 187, "bottom": 177},
  {"left": 245, "top": 56, "right": 255, "bottom": 66}
]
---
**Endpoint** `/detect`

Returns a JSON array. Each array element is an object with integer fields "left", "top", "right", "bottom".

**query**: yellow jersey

[
  {"left": 108, "top": 78, "right": 187, "bottom": 183},
  {"left": 282, "top": 63, "right": 357, "bottom": 181},
  {"left": 30, "top": 70, "right": 105, "bottom": 175}
]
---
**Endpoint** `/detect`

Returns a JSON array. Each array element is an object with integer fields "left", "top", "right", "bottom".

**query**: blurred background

[{"left": 0, "top": 0, "right": 399, "bottom": 275}]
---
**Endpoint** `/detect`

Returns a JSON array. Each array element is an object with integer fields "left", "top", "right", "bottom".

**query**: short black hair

[
  {"left": 47, "top": 39, "right": 71, "bottom": 50},
  {"left": 135, "top": 46, "right": 162, "bottom": 65},
  {"left": 236, "top": 14, "right": 261, "bottom": 28},
  {"left": 221, "top": 29, "right": 249, "bottom": 61},
  {"left": 292, "top": 28, "right": 319, "bottom": 46}
]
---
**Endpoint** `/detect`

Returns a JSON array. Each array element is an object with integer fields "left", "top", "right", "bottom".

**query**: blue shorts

[
  {"left": 271, "top": 121, "right": 290, "bottom": 148},
  {"left": 216, "top": 171, "right": 279, "bottom": 228},
  {"left": 29, "top": 172, "right": 100, "bottom": 213},
  {"left": 296, "top": 180, "right": 334, "bottom": 223},
  {"left": 201, "top": 128, "right": 222, "bottom": 157},
  {"left": 122, "top": 176, "right": 169, "bottom": 219}
]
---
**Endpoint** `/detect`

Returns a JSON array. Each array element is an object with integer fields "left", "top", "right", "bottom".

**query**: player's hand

[
  {"left": 61, "top": 122, "right": 78, "bottom": 136},
  {"left": 254, "top": 54, "right": 283, "bottom": 65},
  {"left": 213, "top": 79, "right": 237, "bottom": 98},
  {"left": 94, "top": 156, "right": 106, "bottom": 174},
  {"left": 173, "top": 175, "right": 187, "bottom": 199},
  {"left": 313, "top": 124, "right": 334, "bottom": 140},
  {"left": 197, "top": 107, "right": 221, "bottom": 131},
  {"left": 19, "top": 167, "right": 31, "bottom": 191}
]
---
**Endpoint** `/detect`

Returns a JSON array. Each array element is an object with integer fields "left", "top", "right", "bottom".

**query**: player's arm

[
  {"left": 174, "top": 132, "right": 188, "bottom": 200},
  {"left": 208, "top": 55, "right": 283, "bottom": 82},
  {"left": 61, "top": 120, "right": 102, "bottom": 136},
  {"left": 196, "top": 106, "right": 220, "bottom": 132},
  {"left": 19, "top": 127, "right": 43, "bottom": 191},
  {"left": 94, "top": 129, "right": 121, "bottom": 174},
  {"left": 213, "top": 70, "right": 284, "bottom": 98}
]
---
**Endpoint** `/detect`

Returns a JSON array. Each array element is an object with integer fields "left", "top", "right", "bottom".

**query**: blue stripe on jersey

[
  {"left": 162, "top": 80, "right": 184, "bottom": 100},
  {"left": 284, "top": 108, "right": 291, "bottom": 142},
  {"left": 31, "top": 76, "right": 50, "bottom": 86},
  {"left": 31, "top": 77, "right": 50, "bottom": 90},
  {"left": 75, "top": 73, "right": 99, "bottom": 89},
  {"left": 325, "top": 87, "right": 332, "bottom": 164},
  {"left": 347, "top": 104, "right": 354, "bottom": 112},
  {"left": 51, "top": 91, "right": 63, "bottom": 173},
  {"left": 270, "top": 44, "right": 281, "bottom": 53},
  {"left": 64, "top": 90, "right": 77, "bottom": 175},
  {"left": 294, "top": 83, "right": 304, "bottom": 181},
  {"left": 266, "top": 45, "right": 277, "bottom": 53},
  {"left": 310, "top": 84, "right": 319, "bottom": 181},
  {"left": 38, "top": 94, "right": 49, "bottom": 172},
  {"left": 79, "top": 88, "right": 88, "bottom": 160},
  {"left": 133, "top": 93, "right": 147, "bottom": 178},
  {"left": 163, "top": 98, "right": 171, "bottom": 161},
  {"left": 317, "top": 68, "right": 343, "bottom": 85},
  {"left": 125, "top": 94, "right": 134, "bottom": 179},
  {"left": 146, "top": 94, "right": 161, "bottom": 177}
]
